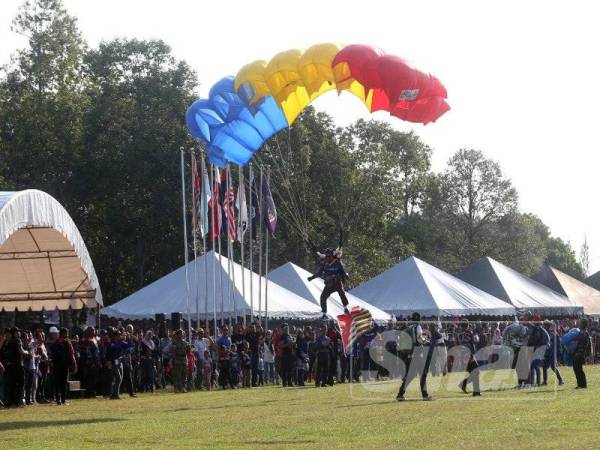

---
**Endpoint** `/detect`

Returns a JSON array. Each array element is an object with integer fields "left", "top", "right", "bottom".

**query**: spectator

[
  {"left": 263, "top": 330, "right": 276, "bottom": 385},
  {"left": 140, "top": 330, "right": 157, "bottom": 393},
  {"left": 48, "top": 328, "right": 76, "bottom": 405}
]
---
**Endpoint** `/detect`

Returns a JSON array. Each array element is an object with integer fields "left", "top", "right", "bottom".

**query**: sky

[{"left": 1, "top": 0, "right": 599, "bottom": 273}]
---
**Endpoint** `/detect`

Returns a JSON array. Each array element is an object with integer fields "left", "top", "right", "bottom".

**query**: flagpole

[
  {"left": 239, "top": 165, "right": 246, "bottom": 328},
  {"left": 217, "top": 167, "right": 224, "bottom": 328},
  {"left": 209, "top": 164, "right": 218, "bottom": 340},
  {"left": 257, "top": 165, "right": 264, "bottom": 325},
  {"left": 191, "top": 150, "right": 200, "bottom": 330},
  {"left": 265, "top": 221, "right": 270, "bottom": 332},
  {"left": 248, "top": 164, "right": 254, "bottom": 322},
  {"left": 180, "top": 148, "right": 192, "bottom": 344},
  {"left": 225, "top": 164, "right": 233, "bottom": 328},
  {"left": 201, "top": 153, "right": 209, "bottom": 333}
]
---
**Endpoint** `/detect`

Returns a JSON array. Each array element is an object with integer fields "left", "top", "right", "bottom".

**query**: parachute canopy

[{"left": 186, "top": 43, "right": 449, "bottom": 167}]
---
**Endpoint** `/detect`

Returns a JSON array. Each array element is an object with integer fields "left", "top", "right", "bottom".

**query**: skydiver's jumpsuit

[{"left": 309, "top": 260, "right": 349, "bottom": 314}]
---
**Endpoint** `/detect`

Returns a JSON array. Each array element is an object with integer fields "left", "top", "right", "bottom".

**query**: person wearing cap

[
  {"left": 307, "top": 248, "right": 350, "bottom": 319},
  {"left": 542, "top": 320, "right": 563, "bottom": 386},
  {"left": 396, "top": 313, "right": 432, "bottom": 401},
  {"left": 47, "top": 328, "right": 76, "bottom": 405}
]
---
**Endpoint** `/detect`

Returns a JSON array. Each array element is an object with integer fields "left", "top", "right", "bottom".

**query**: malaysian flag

[
  {"left": 220, "top": 167, "right": 236, "bottom": 241},
  {"left": 338, "top": 306, "right": 373, "bottom": 355}
]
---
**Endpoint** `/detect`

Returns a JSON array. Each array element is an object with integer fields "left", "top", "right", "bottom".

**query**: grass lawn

[{"left": 1, "top": 366, "right": 598, "bottom": 449}]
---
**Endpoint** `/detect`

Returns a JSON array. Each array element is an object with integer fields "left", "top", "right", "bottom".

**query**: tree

[
  {"left": 420, "top": 149, "right": 519, "bottom": 270},
  {"left": 0, "top": 0, "right": 87, "bottom": 204},
  {"left": 78, "top": 39, "right": 197, "bottom": 302}
]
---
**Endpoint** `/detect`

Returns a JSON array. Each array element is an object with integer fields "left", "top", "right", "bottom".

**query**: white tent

[
  {"left": 268, "top": 262, "right": 393, "bottom": 322},
  {"left": 456, "top": 257, "right": 582, "bottom": 316},
  {"left": 102, "top": 250, "right": 322, "bottom": 320},
  {"left": 0, "top": 190, "right": 102, "bottom": 311},
  {"left": 350, "top": 256, "right": 516, "bottom": 317}
]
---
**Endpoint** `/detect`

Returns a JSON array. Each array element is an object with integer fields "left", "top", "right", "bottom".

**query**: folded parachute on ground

[{"left": 186, "top": 43, "right": 450, "bottom": 167}]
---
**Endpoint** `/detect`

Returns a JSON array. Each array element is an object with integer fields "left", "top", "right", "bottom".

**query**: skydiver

[{"left": 307, "top": 248, "right": 350, "bottom": 319}]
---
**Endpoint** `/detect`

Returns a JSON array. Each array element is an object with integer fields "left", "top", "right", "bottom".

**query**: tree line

[{"left": 0, "top": 0, "right": 586, "bottom": 305}]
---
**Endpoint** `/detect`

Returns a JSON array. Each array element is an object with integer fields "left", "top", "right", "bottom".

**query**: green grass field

[{"left": 1, "top": 366, "right": 599, "bottom": 449}]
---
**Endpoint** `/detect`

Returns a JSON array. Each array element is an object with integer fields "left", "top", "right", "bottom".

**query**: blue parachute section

[{"left": 186, "top": 77, "right": 287, "bottom": 167}]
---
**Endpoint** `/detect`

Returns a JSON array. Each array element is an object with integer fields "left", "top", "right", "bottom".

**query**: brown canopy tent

[
  {"left": 0, "top": 190, "right": 102, "bottom": 312},
  {"left": 534, "top": 265, "right": 600, "bottom": 316}
]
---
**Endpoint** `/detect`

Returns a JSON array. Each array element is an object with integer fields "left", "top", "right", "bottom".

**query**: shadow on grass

[
  {"left": 0, "top": 418, "right": 125, "bottom": 432},
  {"left": 243, "top": 440, "right": 316, "bottom": 446}
]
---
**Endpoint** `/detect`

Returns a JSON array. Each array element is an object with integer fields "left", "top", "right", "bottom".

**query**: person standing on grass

[
  {"left": 314, "top": 325, "right": 332, "bottom": 388},
  {"left": 279, "top": 324, "right": 295, "bottom": 387},
  {"left": 542, "top": 321, "right": 563, "bottom": 386},
  {"left": 396, "top": 313, "right": 432, "bottom": 402},
  {"left": 0, "top": 327, "right": 28, "bottom": 407},
  {"left": 48, "top": 328, "right": 77, "bottom": 405},
  {"left": 241, "top": 341, "right": 252, "bottom": 388},
  {"left": 263, "top": 330, "right": 276, "bottom": 385},
  {"left": 457, "top": 320, "right": 481, "bottom": 397},
  {"left": 202, "top": 350, "right": 212, "bottom": 390},
  {"left": 245, "top": 324, "right": 260, "bottom": 387},
  {"left": 561, "top": 319, "right": 592, "bottom": 389},
  {"left": 170, "top": 329, "right": 188, "bottom": 393},
  {"left": 140, "top": 330, "right": 157, "bottom": 393}
]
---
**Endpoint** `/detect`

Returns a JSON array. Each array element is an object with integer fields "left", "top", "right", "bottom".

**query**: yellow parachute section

[{"left": 235, "top": 43, "right": 369, "bottom": 125}]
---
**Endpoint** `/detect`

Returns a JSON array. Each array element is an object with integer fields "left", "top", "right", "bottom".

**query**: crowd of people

[{"left": 0, "top": 313, "right": 597, "bottom": 407}]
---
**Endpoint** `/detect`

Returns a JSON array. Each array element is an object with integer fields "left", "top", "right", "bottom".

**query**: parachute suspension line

[{"left": 255, "top": 151, "right": 307, "bottom": 245}]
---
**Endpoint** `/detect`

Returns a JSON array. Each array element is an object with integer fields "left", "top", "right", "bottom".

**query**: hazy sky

[{"left": 1, "top": 0, "right": 599, "bottom": 273}]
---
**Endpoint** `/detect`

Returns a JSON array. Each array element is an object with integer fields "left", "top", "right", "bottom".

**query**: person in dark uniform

[
  {"left": 279, "top": 324, "right": 295, "bottom": 387},
  {"left": 308, "top": 248, "right": 350, "bottom": 319},
  {"left": 48, "top": 328, "right": 76, "bottom": 405},
  {"left": 314, "top": 326, "right": 332, "bottom": 387},
  {"left": 0, "top": 327, "right": 28, "bottom": 407},
  {"left": 542, "top": 320, "right": 563, "bottom": 386},
  {"left": 568, "top": 318, "right": 592, "bottom": 389},
  {"left": 396, "top": 313, "right": 432, "bottom": 401},
  {"left": 458, "top": 320, "right": 481, "bottom": 397}
]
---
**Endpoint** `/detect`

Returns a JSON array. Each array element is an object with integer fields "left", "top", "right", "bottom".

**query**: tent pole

[{"left": 180, "top": 148, "right": 192, "bottom": 344}]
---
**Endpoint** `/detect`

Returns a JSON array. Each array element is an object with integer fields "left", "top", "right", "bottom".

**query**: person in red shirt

[{"left": 186, "top": 345, "right": 196, "bottom": 391}]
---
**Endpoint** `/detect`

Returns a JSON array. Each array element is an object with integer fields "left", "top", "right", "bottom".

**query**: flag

[
  {"left": 209, "top": 167, "right": 222, "bottom": 239},
  {"left": 250, "top": 169, "right": 261, "bottom": 239},
  {"left": 200, "top": 162, "right": 210, "bottom": 236},
  {"left": 261, "top": 172, "right": 277, "bottom": 235},
  {"left": 235, "top": 171, "right": 248, "bottom": 242},
  {"left": 338, "top": 306, "right": 373, "bottom": 355},
  {"left": 191, "top": 154, "right": 210, "bottom": 237},
  {"left": 220, "top": 167, "right": 236, "bottom": 241}
]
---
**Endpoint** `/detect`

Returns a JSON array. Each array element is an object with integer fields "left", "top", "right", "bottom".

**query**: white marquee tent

[
  {"left": 350, "top": 256, "right": 516, "bottom": 317},
  {"left": 456, "top": 257, "right": 582, "bottom": 316},
  {"left": 101, "top": 250, "right": 322, "bottom": 320},
  {"left": 0, "top": 190, "right": 102, "bottom": 311},
  {"left": 268, "top": 262, "right": 393, "bottom": 322}
]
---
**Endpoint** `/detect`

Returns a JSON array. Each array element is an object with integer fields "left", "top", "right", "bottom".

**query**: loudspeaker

[
  {"left": 155, "top": 313, "right": 166, "bottom": 338},
  {"left": 171, "top": 312, "right": 182, "bottom": 331}
]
